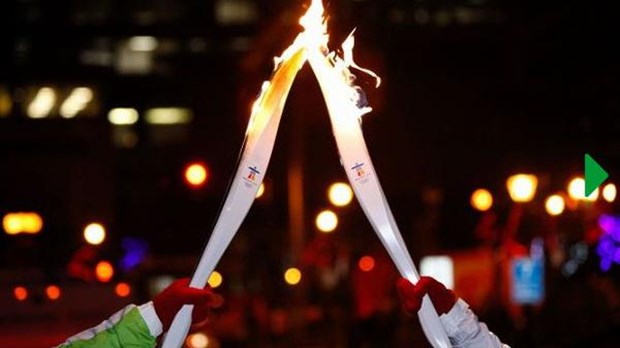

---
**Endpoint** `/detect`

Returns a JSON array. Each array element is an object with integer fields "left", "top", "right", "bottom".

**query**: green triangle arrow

[{"left": 585, "top": 153, "right": 609, "bottom": 196}]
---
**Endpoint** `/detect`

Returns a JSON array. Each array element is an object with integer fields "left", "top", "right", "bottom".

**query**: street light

[
  {"left": 470, "top": 188, "right": 493, "bottom": 211},
  {"left": 3, "top": 212, "right": 43, "bottom": 235},
  {"left": 567, "top": 177, "right": 598, "bottom": 202},
  {"left": 506, "top": 174, "right": 538, "bottom": 203}
]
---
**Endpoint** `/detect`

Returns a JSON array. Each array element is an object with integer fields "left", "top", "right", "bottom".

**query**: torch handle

[{"left": 162, "top": 305, "right": 193, "bottom": 348}]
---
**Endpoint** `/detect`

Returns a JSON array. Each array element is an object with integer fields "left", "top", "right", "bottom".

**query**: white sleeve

[
  {"left": 439, "top": 299, "right": 510, "bottom": 348},
  {"left": 137, "top": 301, "right": 164, "bottom": 337}
]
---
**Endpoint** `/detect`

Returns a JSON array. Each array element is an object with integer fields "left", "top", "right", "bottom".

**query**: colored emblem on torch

[
  {"left": 352, "top": 162, "right": 366, "bottom": 177},
  {"left": 247, "top": 166, "right": 260, "bottom": 181}
]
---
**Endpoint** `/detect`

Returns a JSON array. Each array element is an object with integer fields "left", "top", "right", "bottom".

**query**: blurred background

[{"left": 2, "top": 0, "right": 620, "bottom": 347}]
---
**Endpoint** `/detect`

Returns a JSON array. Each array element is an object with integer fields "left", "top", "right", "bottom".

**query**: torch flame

[
  {"left": 299, "top": 0, "right": 380, "bottom": 121},
  {"left": 246, "top": 0, "right": 381, "bottom": 137}
]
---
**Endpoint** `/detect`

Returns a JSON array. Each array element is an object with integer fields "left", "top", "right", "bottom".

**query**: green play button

[{"left": 585, "top": 154, "right": 609, "bottom": 196}]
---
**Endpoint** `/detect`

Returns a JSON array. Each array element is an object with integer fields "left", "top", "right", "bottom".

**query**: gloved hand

[
  {"left": 153, "top": 278, "right": 223, "bottom": 331},
  {"left": 396, "top": 276, "right": 456, "bottom": 316}
]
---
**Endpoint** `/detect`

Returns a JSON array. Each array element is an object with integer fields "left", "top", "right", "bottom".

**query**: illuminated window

[{"left": 215, "top": 0, "right": 258, "bottom": 25}]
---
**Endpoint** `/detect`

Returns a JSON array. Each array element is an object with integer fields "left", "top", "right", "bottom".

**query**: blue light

[{"left": 120, "top": 237, "right": 148, "bottom": 272}]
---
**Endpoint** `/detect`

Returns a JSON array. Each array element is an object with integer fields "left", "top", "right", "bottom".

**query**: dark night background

[{"left": 1, "top": 0, "right": 620, "bottom": 347}]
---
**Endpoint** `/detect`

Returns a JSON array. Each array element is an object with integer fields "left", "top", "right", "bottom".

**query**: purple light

[
  {"left": 597, "top": 214, "right": 620, "bottom": 272},
  {"left": 120, "top": 237, "right": 148, "bottom": 272}
]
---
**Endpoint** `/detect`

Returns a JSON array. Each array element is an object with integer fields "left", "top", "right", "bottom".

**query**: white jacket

[{"left": 440, "top": 299, "right": 509, "bottom": 348}]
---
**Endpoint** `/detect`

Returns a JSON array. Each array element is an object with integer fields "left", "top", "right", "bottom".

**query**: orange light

[
  {"left": 13, "top": 286, "right": 28, "bottom": 301},
  {"left": 3, "top": 212, "right": 43, "bottom": 235},
  {"left": 470, "top": 189, "right": 493, "bottom": 212},
  {"left": 115, "top": 282, "right": 131, "bottom": 297},
  {"left": 184, "top": 162, "right": 209, "bottom": 187},
  {"left": 45, "top": 285, "right": 61, "bottom": 301},
  {"left": 96, "top": 261, "right": 114, "bottom": 282},
  {"left": 358, "top": 256, "right": 375, "bottom": 272}
]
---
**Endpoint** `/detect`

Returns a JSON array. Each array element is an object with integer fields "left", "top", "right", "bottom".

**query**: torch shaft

[
  {"left": 162, "top": 49, "right": 306, "bottom": 348},
  {"left": 307, "top": 50, "right": 452, "bottom": 348}
]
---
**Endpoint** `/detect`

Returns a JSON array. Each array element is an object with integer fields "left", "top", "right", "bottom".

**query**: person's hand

[
  {"left": 153, "top": 278, "right": 223, "bottom": 331},
  {"left": 396, "top": 276, "right": 456, "bottom": 315}
]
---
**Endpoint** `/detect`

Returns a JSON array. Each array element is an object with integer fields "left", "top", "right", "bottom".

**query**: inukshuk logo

[
  {"left": 247, "top": 166, "right": 260, "bottom": 182},
  {"left": 351, "top": 162, "right": 365, "bottom": 177}
]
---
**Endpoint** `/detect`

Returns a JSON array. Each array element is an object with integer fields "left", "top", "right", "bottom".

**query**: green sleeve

[{"left": 59, "top": 306, "right": 158, "bottom": 348}]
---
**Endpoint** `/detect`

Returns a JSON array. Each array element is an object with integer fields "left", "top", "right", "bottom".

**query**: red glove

[
  {"left": 153, "top": 278, "right": 223, "bottom": 331},
  {"left": 396, "top": 276, "right": 456, "bottom": 315}
]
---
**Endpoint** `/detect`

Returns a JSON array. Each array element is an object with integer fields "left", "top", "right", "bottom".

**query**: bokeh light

[
  {"left": 108, "top": 108, "right": 139, "bottom": 125},
  {"left": 358, "top": 256, "right": 375, "bottom": 272},
  {"left": 506, "top": 174, "right": 538, "bottom": 203},
  {"left": 115, "top": 282, "right": 131, "bottom": 297},
  {"left": 328, "top": 182, "right": 354, "bottom": 207},
  {"left": 184, "top": 162, "right": 208, "bottom": 187},
  {"left": 27, "top": 87, "right": 56, "bottom": 119},
  {"left": 208, "top": 271, "right": 223, "bottom": 288},
  {"left": 567, "top": 177, "right": 599, "bottom": 202},
  {"left": 45, "top": 285, "right": 61, "bottom": 301},
  {"left": 3, "top": 212, "right": 43, "bottom": 235},
  {"left": 470, "top": 188, "right": 493, "bottom": 211},
  {"left": 13, "top": 286, "right": 28, "bottom": 301},
  {"left": 186, "top": 332, "right": 209, "bottom": 348},
  {"left": 84, "top": 222, "right": 106, "bottom": 245},
  {"left": 96, "top": 261, "right": 114, "bottom": 282},
  {"left": 315, "top": 210, "right": 338, "bottom": 233},
  {"left": 256, "top": 183, "right": 265, "bottom": 198},
  {"left": 545, "top": 195, "right": 565, "bottom": 216},
  {"left": 603, "top": 183, "right": 616, "bottom": 203},
  {"left": 284, "top": 267, "right": 302, "bottom": 285}
]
